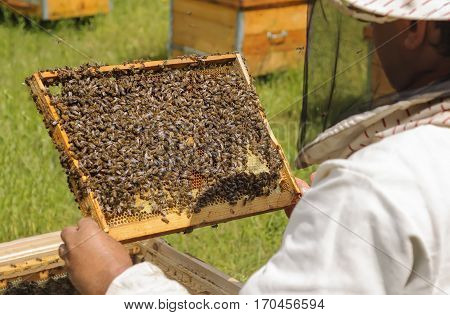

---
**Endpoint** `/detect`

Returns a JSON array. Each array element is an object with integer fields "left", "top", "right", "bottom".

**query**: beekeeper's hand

[
  {"left": 284, "top": 175, "right": 314, "bottom": 218},
  {"left": 59, "top": 217, "right": 132, "bottom": 295}
]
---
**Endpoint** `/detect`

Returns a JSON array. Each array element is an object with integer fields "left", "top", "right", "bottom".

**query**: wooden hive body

[
  {"left": 170, "top": 0, "right": 308, "bottom": 76},
  {"left": 27, "top": 53, "right": 301, "bottom": 243},
  {"left": 0, "top": 232, "right": 242, "bottom": 294},
  {"left": 0, "top": 0, "right": 110, "bottom": 20}
]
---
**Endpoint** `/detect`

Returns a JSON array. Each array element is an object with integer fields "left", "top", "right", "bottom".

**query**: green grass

[{"left": 0, "top": 0, "right": 313, "bottom": 282}]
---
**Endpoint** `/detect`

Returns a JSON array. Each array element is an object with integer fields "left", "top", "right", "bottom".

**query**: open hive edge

[
  {"left": 0, "top": 232, "right": 242, "bottom": 295},
  {"left": 26, "top": 53, "right": 301, "bottom": 242}
]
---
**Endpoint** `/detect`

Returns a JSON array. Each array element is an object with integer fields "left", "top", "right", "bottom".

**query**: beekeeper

[{"left": 59, "top": 0, "right": 450, "bottom": 294}]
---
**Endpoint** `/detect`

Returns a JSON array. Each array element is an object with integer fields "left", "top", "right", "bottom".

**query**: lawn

[{"left": 0, "top": 0, "right": 314, "bottom": 282}]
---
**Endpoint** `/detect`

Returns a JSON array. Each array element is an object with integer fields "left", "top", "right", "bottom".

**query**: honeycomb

[{"left": 26, "top": 54, "right": 300, "bottom": 237}]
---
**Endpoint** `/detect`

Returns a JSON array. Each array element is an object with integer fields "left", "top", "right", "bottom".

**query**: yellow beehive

[
  {"left": 1, "top": 0, "right": 110, "bottom": 20},
  {"left": 170, "top": 0, "right": 308, "bottom": 76}
]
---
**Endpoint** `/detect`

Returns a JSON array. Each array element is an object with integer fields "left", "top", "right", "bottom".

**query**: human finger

[
  {"left": 295, "top": 178, "right": 310, "bottom": 193},
  {"left": 77, "top": 217, "right": 100, "bottom": 231},
  {"left": 310, "top": 172, "right": 316, "bottom": 184},
  {"left": 60, "top": 226, "right": 78, "bottom": 245},
  {"left": 58, "top": 243, "right": 68, "bottom": 259}
]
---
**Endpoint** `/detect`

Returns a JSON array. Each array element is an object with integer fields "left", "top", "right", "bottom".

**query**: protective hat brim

[{"left": 329, "top": 0, "right": 449, "bottom": 23}]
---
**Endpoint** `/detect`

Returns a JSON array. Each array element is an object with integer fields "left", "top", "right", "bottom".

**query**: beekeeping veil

[{"left": 296, "top": 0, "right": 449, "bottom": 168}]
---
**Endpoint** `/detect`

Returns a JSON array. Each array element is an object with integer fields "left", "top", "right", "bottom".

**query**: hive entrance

[{"left": 27, "top": 54, "right": 300, "bottom": 241}]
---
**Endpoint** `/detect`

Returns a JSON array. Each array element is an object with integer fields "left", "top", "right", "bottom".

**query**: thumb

[{"left": 296, "top": 178, "right": 310, "bottom": 194}]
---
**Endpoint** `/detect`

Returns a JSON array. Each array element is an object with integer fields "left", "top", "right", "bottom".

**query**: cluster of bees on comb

[
  {"left": 43, "top": 60, "right": 283, "bottom": 222},
  {"left": 2, "top": 277, "right": 78, "bottom": 295}
]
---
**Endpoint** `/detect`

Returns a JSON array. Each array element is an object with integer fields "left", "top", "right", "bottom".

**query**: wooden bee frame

[{"left": 27, "top": 53, "right": 301, "bottom": 242}]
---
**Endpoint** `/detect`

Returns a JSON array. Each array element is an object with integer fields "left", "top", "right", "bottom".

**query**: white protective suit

[
  {"left": 107, "top": 82, "right": 450, "bottom": 295},
  {"left": 107, "top": 0, "right": 450, "bottom": 295}
]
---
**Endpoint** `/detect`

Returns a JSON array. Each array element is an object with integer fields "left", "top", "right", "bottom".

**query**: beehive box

[
  {"left": 26, "top": 53, "right": 301, "bottom": 243},
  {"left": 0, "top": 232, "right": 242, "bottom": 294},
  {"left": 0, "top": 0, "right": 110, "bottom": 21},
  {"left": 170, "top": 0, "right": 308, "bottom": 76}
]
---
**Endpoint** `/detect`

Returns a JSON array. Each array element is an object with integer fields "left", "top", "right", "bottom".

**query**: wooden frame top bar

[{"left": 39, "top": 54, "right": 239, "bottom": 81}]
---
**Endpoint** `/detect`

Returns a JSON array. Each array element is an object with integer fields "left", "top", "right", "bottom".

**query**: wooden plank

[
  {"left": 0, "top": 232, "right": 61, "bottom": 266},
  {"left": 173, "top": 0, "right": 237, "bottom": 27},
  {"left": 237, "top": 55, "right": 300, "bottom": 195},
  {"left": 29, "top": 75, "right": 88, "bottom": 217},
  {"left": 46, "top": 0, "right": 109, "bottom": 20},
  {"left": 245, "top": 49, "right": 302, "bottom": 75},
  {"left": 138, "top": 238, "right": 242, "bottom": 294},
  {"left": 242, "top": 29, "right": 306, "bottom": 55},
  {"left": 0, "top": 232, "right": 241, "bottom": 295},
  {"left": 205, "top": 0, "right": 307, "bottom": 9},
  {"left": 109, "top": 190, "right": 295, "bottom": 242},
  {"left": 170, "top": 45, "right": 305, "bottom": 76},
  {"left": 172, "top": 11, "right": 236, "bottom": 53},
  {"left": 85, "top": 193, "right": 110, "bottom": 232},
  {"left": 39, "top": 54, "right": 239, "bottom": 80},
  {"left": 243, "top": 3, "right": 307, "bottom": 34},
  {"left": 239, "top": 3, "right": 307, "bottom": 75},
  {"left": 0, "top": 231, "right": 139, "bottom": 282},
  {"left": 169, "top": 2, "right": 308, "bottom": 75},
  {"left": 30, "top": 74, "right": 59, "bottom": 122},
  {"left": 2, "top": 0, "right": 109, "bottom": 20},
  {"left": 236, "top": 53, "right": 251, "bottom": 84},
  {"left": 52, "top": 125, "right": 71, "bottom": 152},
  {"left": 0, "top": 232, "right": 64, "bottom": 283},
  {"left": 1, "top": 0, "right": 41, "bottom": 17},
  {"left": 3, "top": 0, "right": 35, "bottom": 10},
  {"left": 0, "top": 255, "right": 63, "bottom": 282}
]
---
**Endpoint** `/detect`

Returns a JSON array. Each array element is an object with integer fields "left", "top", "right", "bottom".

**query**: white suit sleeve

[
  {"left": 240, "top": 159, "right": 429, "bottom": 294},
  {"left": 240, "top": 126, "right": 450, "bottom": 294},
  {"left": 106, "top": 262, "right": 190, "bottom": 295}
]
